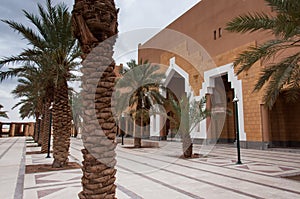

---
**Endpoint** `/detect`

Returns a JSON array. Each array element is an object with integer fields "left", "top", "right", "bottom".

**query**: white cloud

[{"left": 0, "top": 0, "right": 201, "bottom": 121}]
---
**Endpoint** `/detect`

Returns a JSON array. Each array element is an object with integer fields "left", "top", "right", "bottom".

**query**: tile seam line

[
  {"left": 210, "top": 149, "right": 300, "bottom": 161},
  {"left": 117, "top": 164, "right": 204, "bottom": 199},
  {"left": 14, "top": 137, "right": 25, "bottom": 199},
  {"left": 71, "top": 142, "right": 294, "bottom": 182},
  {"left": 117, "top": 148, "right": 290, "bottom": 179},
  {"left": 159, "top": 144, "right": 300, "bottom": 165},
  {"left": 116, "top": 183, "right": 143, "bottom": 199},
  {"left": 24, "top": 180, "right": 81, "bottom": 190},
  {"left": 118, "top": 156, "right": 264, "bottom": 199},
  {"left": 208, "top": 150, "right": 300, "bottom": 165},
  {"left": 0, "top": 138, "right": 11, "bottom": 145},
  {"left": 73, "top": 142, "right": 300, "bottom": 179},
  {"left": 116, "top": 149, "right": 300, "bottom": 195},
  {"left": 216, "top": 146, "right": 300, "bottom": 157},
  {"left": 0, "top": 138, "right": 18, "bottom": 159}
]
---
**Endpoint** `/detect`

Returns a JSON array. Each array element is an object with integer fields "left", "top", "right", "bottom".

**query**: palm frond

[
  {"left": 0, "top": 104, "right": 9, "bottom": 119},
  {"left": 226, "top": 0, "right": 300, "bottom": 106},
  {"left": 226, "top": 12, "right": 275, "bottom": 33}
]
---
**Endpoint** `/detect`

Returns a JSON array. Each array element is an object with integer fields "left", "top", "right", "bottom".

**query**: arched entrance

[
  {"left": 150, "top": 57, "right": 192, "bottom": 140},
  {"left": 199, "top": 63, "right": 246, "bottom": 143}
]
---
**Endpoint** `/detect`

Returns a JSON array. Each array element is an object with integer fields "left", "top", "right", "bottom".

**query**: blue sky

[{"left": 0, "top": 0, "right": 200, "bottom": 122}]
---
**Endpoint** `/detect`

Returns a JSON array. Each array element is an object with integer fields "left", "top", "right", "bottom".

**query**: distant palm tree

[
  {"left": 8, "top": 61, "right": 55, "bottom": 150},
  {"left": 115, "top": 60, "right": 165, "bottom": 147},
  {"left": 0, "top": 0, "right": 80, "bottom": 167},
  {"left": 10, "top": 65, "right": 45, "bottom": 143},
  {"left": 167, "top": 94, "right": 207, "bottom": 158},
  {"left": 0, "top": 104, "right": 8, "bottom": 119},
  {"left": 226, "top": 0, "right": 300, "bottom": 107}
]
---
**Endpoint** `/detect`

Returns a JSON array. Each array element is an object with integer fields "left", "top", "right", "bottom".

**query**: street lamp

[
  {"left": 121, "top": 113, "right": 125, "bottom": 145},
  {"left": 233, "top": 95, "right": 242, "bottom": 164},
  {"left": 37, "top": 116, "right": 42, "bottom": 146},
  {"left": 46, "top": 102, "right": 53, "bottom": 158}
]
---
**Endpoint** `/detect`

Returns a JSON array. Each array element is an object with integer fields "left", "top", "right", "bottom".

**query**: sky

[{"left": 0, "top": 0, "right": 201, "bottom": 122}]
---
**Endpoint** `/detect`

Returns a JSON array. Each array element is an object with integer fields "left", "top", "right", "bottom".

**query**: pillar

[
  {"left": 0, "top": 122, "right": 2, "bottom": 136},
  {"left": 24, "top": 124, "right": 29, "bottom": 136},
  {"left": 206, "top": 94, "right": 212, "bottom": 142},
  {"left": 125, "top": 117, "right": 128, "bottom": 136},
  {"left": 261, "top": 104, "right": 270, "bottom": 148},
  {"left": 9, "top": 123, "right": 15, "bottom": 137}
]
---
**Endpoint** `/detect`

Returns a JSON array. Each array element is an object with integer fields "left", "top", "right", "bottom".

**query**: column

[
  {"left": 24, "top": 124, "right": 29, "bottom": 136},
  {"left": 125, "top": 117, "right": 128, "bottom": 136},
  {"left": 206, "top": 94, "right": 212, "bottom": 143},
  {"left": 261, "top": 104, "right": 270, "bottom": 147},
  {"left": 9, "top": 123, "right": 15, "bottom": 137},
  {"left": 0, "top": 122, "right": 2, "bottom": 136}
]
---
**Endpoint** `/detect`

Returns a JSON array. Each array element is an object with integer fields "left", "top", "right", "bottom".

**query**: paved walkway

[
  {"left": 1, "top": 137, "right": 300, "bottom": 198},
  {"left": 0, "top": 137, "right": 25, "bottom": 199}
]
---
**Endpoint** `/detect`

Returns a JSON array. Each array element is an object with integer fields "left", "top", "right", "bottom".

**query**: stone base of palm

[
  {"left": 183, "top": 143, "right": 193, "bottom": 158},
  {"left": 182, "top": 134, "right": 193, "bottom": 158},
  {"left": 134, "top": 137, "right": 142, "bottom": 148}
]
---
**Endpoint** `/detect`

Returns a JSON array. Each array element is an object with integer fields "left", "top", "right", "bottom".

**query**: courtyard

[{"left": 1, "top": 136, "right": 300, "bottom": 198}]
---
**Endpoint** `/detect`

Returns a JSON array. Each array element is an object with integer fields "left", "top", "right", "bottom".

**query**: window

[
  {"left": 219, "top": 28, "right": 222, "bottom": 38},
  {"left": 213, "top": 30, "right": 217, "bottom": 40}
]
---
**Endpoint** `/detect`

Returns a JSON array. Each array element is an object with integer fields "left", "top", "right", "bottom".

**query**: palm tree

[
  {"left": 0, "top": 0, "right": 81, "bottom": 167},
  {"left": 115, "top": 60, "right": 166, "bottom": 147},
  {"left": 226, "top": 0, "right": 300, "bottom": 107},
  {"left": 167, "top": 94, "right": 208, "bottom": 158},
  {"left": 0, "top": 61, "right": 53, "bottom": 150},
  {"left": 0, "top": 104, "right": 8, "bottom": 119},
  {"left": 10, "top": 66, "right": 44, "bottom": 143},
  {"left": 72, "top": 0, "right": 119, "bottom": 198},
  {"left": 8, "top": 63, "right": 53, "bottom": 151}
]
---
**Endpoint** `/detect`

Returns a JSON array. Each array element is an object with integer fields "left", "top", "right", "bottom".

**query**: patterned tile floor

[{"left": 2, "top": 137, "right": 300, "bottom": 199}]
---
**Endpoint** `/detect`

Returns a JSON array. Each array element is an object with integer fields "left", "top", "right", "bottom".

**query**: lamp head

[{"left": 233, "top": 95, "right": 239, "bottom": 102}]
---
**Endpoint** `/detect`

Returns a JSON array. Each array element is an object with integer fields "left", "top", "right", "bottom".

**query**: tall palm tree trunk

[
  {"left": 72, "top": 0, "right": 118, "bottom": 198},
  {"left": 41, "top": 101, "right": 51, "bottom": 153},
  {"left": 182, "top": 133, "right": 193, "bottom": 158},
  {"left": 134, "top": 118, "right": 142, "bottom": 148},
  {"left": 52, "top": 79, "right": 72, "bottom": 168}
]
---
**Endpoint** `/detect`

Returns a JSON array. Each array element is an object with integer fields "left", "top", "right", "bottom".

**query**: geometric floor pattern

[
  {"left": 234, "top": 162, "right": 298, "bottom": 175},
  {"left": 22, "top": 138, "right": 300, "bottom": 199},
  {"left": 24, "top": 169, "right": 82, "bottom": 199},
  {"left": 198, "top": 157, "right": 251, "bottom": 166}
]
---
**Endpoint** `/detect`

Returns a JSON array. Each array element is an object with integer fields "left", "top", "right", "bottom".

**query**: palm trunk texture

[
  {"left": 52, "top": 79, "right": 72, "bottom": 168},
  {"left": 72, "top": 0, "right": 118, "bottom": 198},
  {"left": 41, "top": 101, "right": 51, "bottom": 153}
]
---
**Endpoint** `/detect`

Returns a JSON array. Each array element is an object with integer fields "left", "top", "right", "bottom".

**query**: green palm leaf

[{"left": 226, "top": 0, "right": 300, "bottom": 107}]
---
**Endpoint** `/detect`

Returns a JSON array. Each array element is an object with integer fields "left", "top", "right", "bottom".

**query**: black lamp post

[
  {"left": 233, "top": 95, "right": 242, "bottom": 164},
  {"left": 121, "top": 113, "right": 125, "bottom": 145},
  {"left": 37, "top": 116, "right": 42, "bottom": 146},
  {"left": 46, "top": 103, "right": 53, "bottom": 158}
]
